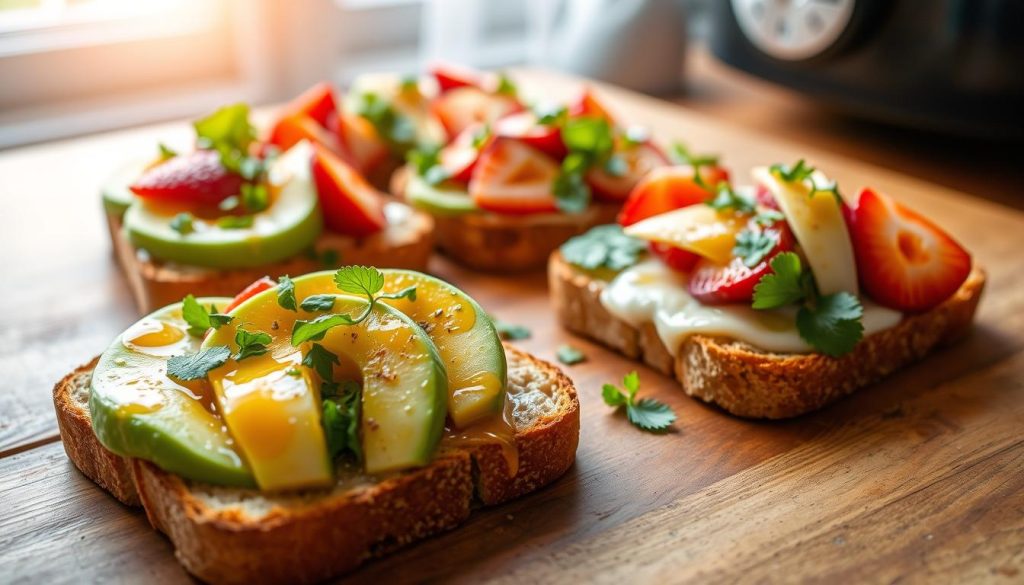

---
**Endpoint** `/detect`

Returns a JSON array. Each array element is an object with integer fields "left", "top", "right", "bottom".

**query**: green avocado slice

[
  {"left": 122, "top": 141, "right": 322, "bottom": 268},
  {"left": 293, "top": 269, "right": 506, "bottom": 429},
  {"left": 405, "top": 172, "right": 478, "bottom": 216},
  {"left": 89, "top": 298, "right": 255, "bottom": 488},
  {"left": 206, "top": 287, "right": 448, "bottom": 476},
  {"left": 101, "top": 159, "right": 149, "bottom": 217}
]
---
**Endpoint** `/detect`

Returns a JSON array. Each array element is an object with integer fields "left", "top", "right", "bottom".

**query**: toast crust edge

[{"left": 549, "top": 251, "right": 986, "bottom": 418}]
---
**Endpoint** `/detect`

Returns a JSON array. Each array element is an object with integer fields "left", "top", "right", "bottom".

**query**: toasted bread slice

[
  {"left": 392, "top": 166, "right": 619, "bottom": 271},
  {"left": 549, "top": 251, "right": 986, "bottom": 418},
  {"left": 53, "top": 345, "right": 578, "bottom": 584},
  {"left": 108, "top": 203, "right": 435, "bottom": 313}
]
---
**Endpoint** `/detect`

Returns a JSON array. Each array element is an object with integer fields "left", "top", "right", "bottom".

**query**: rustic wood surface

[{"left": 1, "top": 68, "right": 1023, "bottom": 584}]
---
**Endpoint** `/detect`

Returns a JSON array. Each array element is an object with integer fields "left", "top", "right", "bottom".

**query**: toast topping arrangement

[
  {"left": 89, "top": 266, "right": 520, "bottom": 492},
  {"left": 561, "top": 159, "right": 974, "bottom": 358}
]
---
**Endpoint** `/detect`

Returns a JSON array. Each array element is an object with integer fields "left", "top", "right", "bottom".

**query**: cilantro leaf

[
  {"left": 533, "top": 102, "right": 567, "bottom": 126},
  {"left": 602, "top": 370, "right": 676, "bottom": 432},
  {"left": 627, "top": 398, "right": 677, "bottom": 431},
  {"left": 181, "top": 294, "right": 232, "bottom": 337},
  {"left": 770, "top": 159, "right": 814, "bottom": 183},
  {"left": 377, "top": 286, "right": 417, "bottom": 302},
  {"left": 234, "top": 327, "right": 271, "bottom": 361},
  {"left": 322, "top": 390, "right": 361, "bottom": 460},
  {"left": 334, "top": 265, "right": 384, "bottom": 298},
  {"left": 796, "top": 292, "right": 864, "bottom": 357},
  {"left": 291, "top": 313, "right": 360, "bottom": 345},
  {"left": 495, "top": 73, "right": 517, "bottom": 96},
  {"left": 492, "top": 318, "right": 530, "bottom": 340},
  {"left": 169, "top": 213, "right": 194, "bottom": 236},
  {"left": 552, "top": 170, "right": 591, "bottom": 213},
  {"left": 302, "top": 343, "right": 339, "bottom": 381},
  {"left": 277, "top": 275, "right": 296, "bottom": 311},
  {"left": 194, "top": 103, "right": 255, "bottom": 154},
  {"left": 562, "top": 117, "right": 614, "bottom": 156},
  {"left": 751, "top": 252, "right": 806, "bottom": 309},
  {"left": 707, "top": 184, "right": 756, "bottom": 214},
  {"left": 560, "top": 224, "right": 647, "bottom": 272},
  {"left": 300, "top": 294, "right": 336, "bottom": 312},
  {"left": 158, "top": 143, "right": 177, "bottom": 161},
  {"left": 352, "top": 92, "right": 418, "bottom": 154},
  {"left": 556, "top": 345, "right": 586, "bottom": 365},
  {"left": 670, "top": 142, "right": 719, "bottom": 168},
  {"left": 733, "top": 228, "right": 777, "bottom": 268},
  {"left": 166, "top": 346, "right": 231, "bottom": 381},
  {"left": 217, "top": 215, "right": 254, "bottom": 229},
  {"left": 241, "top": 183, "right": 268, "bottom": 213}
]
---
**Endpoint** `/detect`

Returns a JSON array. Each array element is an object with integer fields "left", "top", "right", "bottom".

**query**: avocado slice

[
  {"left": 123, "top": 141, "right": 322, "bottom": 268},
  {"left": 405, "top": 172, "right": 478, "bottom": 216},
  {"left": 89, "top": 298, "right": 255, "bottom": 488},
  {"left": 101, "top": 160, "right": 149, "bottom": 217},
  {"left": 293, "top": 270, "right": 507, "bottom": 429},
  {"left": 206, "top": 286, "right": 447, "bottom": 478}
]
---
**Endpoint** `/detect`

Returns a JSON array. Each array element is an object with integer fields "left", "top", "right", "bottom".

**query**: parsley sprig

[
  {"left": 291, "top": 266, "right": 416, "bottom": 345},
  {"left": 670, "top": 142, "right": 721, "bottom": 189},
  {"left": 552, "top": 116, "right": 617, "bottom": 213},
  {"left": 752, "top": 252, "right": 864, "bottom": 356},
  {"left": 300, "top": 340, "right": 361, "bottom": 460},
  {"left": 560, "top": 224, "right": 647, "bottom": 271},
  {"left": 556, "top": 344, "right": 586, "bottom": 365},
  {"left": 770, "top": 159, "right": 842, "bottom": 202},
  {"left": 166, "top": 346, "right": 231, "bottom": 381},
  {"left": 233, "top": 327, "right": 271, "bottom": 361},
  {"left": 181, "top": 294, "right": 233, "bottom": 337},
  {"left": 602, "top": 371, "right": 676, "bottom": 432},
  {"left": 492, "top": 317, "right": 530, "bottom": 341},
  {"left": 277, "top": 276, "right": 296, "bottom": 311},
  {"left": 352, "top": 93, "right": 418, "bottom": 155}
]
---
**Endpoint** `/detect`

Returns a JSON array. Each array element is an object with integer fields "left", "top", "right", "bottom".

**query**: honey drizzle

[{"left": 442, "top": 394, "right": 519, "bottom": 476}]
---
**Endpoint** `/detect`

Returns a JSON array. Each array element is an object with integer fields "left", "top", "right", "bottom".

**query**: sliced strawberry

[
  {"left": 310, "top": 144, "right": 387, "bottom": 237},
  {"left": 617, "top": 165, "right": 715, "bottom": 226},
  {"left": 493, "top": 111, "right": 567, "bottom": 159},
  {"left": 569, "top": 88, "right": 616, "bottom": 125},
  {"left": 688, "top": 219, "right": 795, "bottom": 304},
  {"left": 129, "top": 150, "right": 243, "bottom": 207},
  {"left": 268, "top": 114, "right": 343, "bottom": 155},
  {"left": 431, "top": 86, "right": 523, "bottom": 139},
  {"left": 431, "top": 62, "right": 485, "bottom": 93},
  {"left": 224, "top": 277, "right": 276, "bottom": 313},
  {"left": 333, "top": 112, "right": 390, "bottom": 174},
  {"left": 439, "top": 123, "right": 491, "bottom": 184},
  {"left": 755, "top": 184, "right": 779, "bottom": 210},
  {"left": 650, "top": 243, "right": 700, "bottom": 272},
  {"left": 848, "top": 187, "right": 971, "bottom": 312},
  {"left": 469, "top": 137, "right": 560, "bottom": 214},
  {"left": 284, "top": 82, "right": 338, "bottom": 128},
  {"left": 587, "top": 141, "right": 670, "bottom": 201}
]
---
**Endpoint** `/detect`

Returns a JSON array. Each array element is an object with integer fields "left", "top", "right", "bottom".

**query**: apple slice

[
  {"left": 753, "top": 165, "right": 859, "bottom": 295},
  {"left": 494, "top": 111, "right": 567, "bottom": 159},
  {"left": 310, "top": 144, "right": 387, "bottom": 237},
  {"left": 431, "top": 86, "right": 523, "bottom": 139},
  {"left": 586, "top": 141, "right": 670, "bottom": 201},
  {"left": 469, "top": 137, "right": 560, "bottom": 214},
  {"left": 268, "top": 114, "right": 343, "bottom": 156}
]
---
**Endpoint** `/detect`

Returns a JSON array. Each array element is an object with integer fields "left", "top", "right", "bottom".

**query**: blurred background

[{"left": 0, "top": 0, "right": 1021, "bottom": 203}]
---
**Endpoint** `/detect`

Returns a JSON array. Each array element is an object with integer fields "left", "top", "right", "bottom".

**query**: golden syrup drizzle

[
  {"left": 123, "top": 320, "right": 185, "bottom": 349},
  {"left": 442, "top": 394, "right": 519, "bottom": 476}
]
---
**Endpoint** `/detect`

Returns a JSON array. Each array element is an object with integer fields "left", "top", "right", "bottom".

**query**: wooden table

[{"left": 2, "top": 69, "right": 1023, "bottom": 584}]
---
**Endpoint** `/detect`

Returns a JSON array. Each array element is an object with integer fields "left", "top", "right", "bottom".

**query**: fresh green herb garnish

[
  {"left": 302, "top": 343, "right": 339, "bottom": 382},
  {"left": 169, "top": 212, "right": 194, "bottom": 236},
  {"left": 533, "top": 102, "right": 568, "bottom": 126},
  {"left": 495, "top": 73, "right": 517, "bottom": 96},
  {"left": 352, "top": 92, "right": 418, "bottom": 154},
  {"left": 193, "top": 103, "right": 257, "bottom": 175},
  {"left": 277, "top": 275, "right": 296, "bottom": 311},
  {"left": 407, "top": 145, "right": 448, "bottom": 185},
  {"left": 551, "top": 117, "right": 618, "bottom": 213},
  {"left": 752, "top": 252, "right": 864, "bottom": 356},
  {"left": 707, "top": 183, "right": 756, "bottom": 214},
  {"left": 602, "top": 371, "right": 676, "bottom": 432},
  {"left": 322, "top": 389, "right": 361, "bottom": 460},
  {"left": 181, "top": 294, "right": 232, "bottom": 337},
  {"left": 233, "top": 327, "right": 271, "bottom": 361},
  {"left": 300, "top": 294, "right": 336, "bottom": 312},
  {"left": 166, "top": 346, "right": 231, "bottom": 381},
  {"left": 319, "top": 249, "right": 340, "bottom": 267},
  {"left": 217, "top": 215, "right": 254, "bottom": 229},
  {"left": 670, "top": 142, "right": 719, "bottom": 169},
  {"left": 241, "top": 183, "right": 268, "bottom": 213},
  {"left": 492, "top": 318, "right": 530, "bottom": 341},
  {"left": 769, "top": 159, "right": 842, "bottom": 202},
  {"left": 291, "top": 266, "right": 416, "bottom": 345},
  {"left": 158, "top": 143, "right": 177, "bottom": 161},
  {"left": 733, "top": 227, "right": 777, "bottom": 268},
  {"left": 285, "top": 368, "right": 302, "bottom": 377},
  {"left": 561, "top": 224, "right": 647, "bottom": 271},
  {"left": 556, "top": 344, "right": 586, "bottom": 365}
]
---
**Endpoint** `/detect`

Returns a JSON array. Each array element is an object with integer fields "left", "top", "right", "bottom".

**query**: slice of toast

[
  {"left": 109, "top": 203, "right": 435, "bottom": 313},
  {"left": 53, "top": 344, "right": 578, "bottom": 584},
  {"left": 549, "top": 251, "right": 986, "bottom": 418},
  {"left": 391, "top": 166, "right": 620, "bottom": 272}
]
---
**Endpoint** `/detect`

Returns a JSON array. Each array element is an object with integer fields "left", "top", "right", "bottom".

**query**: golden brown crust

[
  {"left": 391, "top": 165, "right": 620, "bottom": 272},
  {"left": 52, "top": 346, "right": 578, "bottom": 583},
  {"left": 549, "top": 251, "right": 986, "bottom": 418},
  {"left": 108, "top": 204, "right": 435, "bottom": 314}
]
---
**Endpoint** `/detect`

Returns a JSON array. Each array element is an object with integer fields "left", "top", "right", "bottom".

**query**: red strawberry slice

[
  {"left": 493, "top": 111, "right": 567, "bottom": 159},
  {"left": 848, "top": 187, "right": 971, "bottom": 312},
  {"left": 333, "top": 112, "right": 390, "bottom": 174},
  {"left": 224, "top": 276, "right": 276, "bottom": 313},
  {"left": 310, "top": 144, "right": 387, "bottom": 237},
  {"left": 469, "top": 137, "right": 560, "bottom": 214},
  {"left": 438, "top": 123, "right": 491, "bottom": 184},
  {"left": 431, "top": 86, "right": 523, "bottom": 139},
  {"left": 688, "top": 219, "right": 795, "bottom": 304},
  {"left": 617, "top": 165, "right": 717, "bottom": 226},
  {"left": 431, "top": 63, "right": 485, "bottom": 93},
  {"left": 587, "top": 141, "right": 670, "bottom": 201},
  {"left": 285, "top": 82, "right": 338, "bottom": 128},
  {"left": 129, "top": 150, "right": 243, "bottom": 207},
  {"left": 650, "top": 243, "right": 700, "bottom": 273},
  {"left": 268, "top": 114, "right": 343, "bottom": 156},
  {"left": 569, "top": 87, "right": 616, "bottom": 125}
]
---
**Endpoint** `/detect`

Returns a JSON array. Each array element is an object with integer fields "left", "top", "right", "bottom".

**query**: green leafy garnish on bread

[
  {"left": 602, "top": 370, "right": 676, "bottom": 432},
  {"left": 561, "top": 224, "right": 647, "bottom": 272}
]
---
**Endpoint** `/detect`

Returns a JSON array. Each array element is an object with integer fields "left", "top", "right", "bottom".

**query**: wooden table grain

[{"left": 1, "top": 68, "right": 1022, "bottom": 584}]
